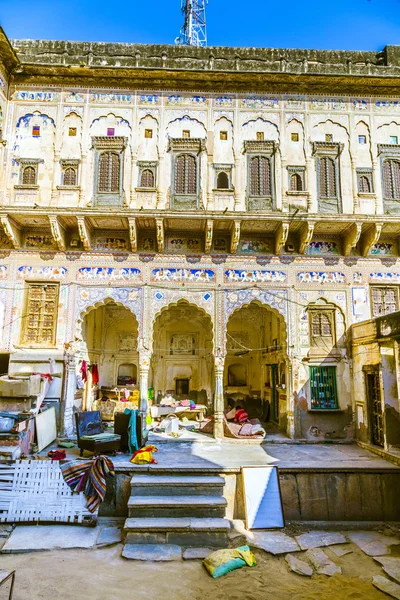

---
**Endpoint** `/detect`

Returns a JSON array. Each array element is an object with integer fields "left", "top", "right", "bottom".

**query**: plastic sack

[{"left": 203, "top": 545, "right": 256, "bottom": 579}]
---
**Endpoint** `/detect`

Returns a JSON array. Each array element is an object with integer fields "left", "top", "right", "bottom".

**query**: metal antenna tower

[{"left": 175, "top": 0, "right": 208, "bottom": 47}]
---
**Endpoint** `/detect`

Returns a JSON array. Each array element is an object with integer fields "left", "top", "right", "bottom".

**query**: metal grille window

[
  {"left": 371, "top": 286, "right": 399, "bottom": 317},
  {"left": 309, "top": 310, "right": 334, "bottom": 349},
  {"left": 290, "top": 173, "right": 303, "bottom": 191},
  {"left": 175, "top": 154, "right": 197, "bottom": 194},
  {"left": 21, "top": 283, "right": 59, "bottom": 346},
  {"left": 140, "top": 169, "right": 155, "bottom": 188},
  {"left": 63, "top": 167, "right": 77, "bottom": 186},
  {"left": 22, "top": 166, "right": 36, "bottom": 185},
  {"left": 310, "top": 366, "right": 338, "bottom": 409},
  {"left": 319, "top": 157, "right": 336, "bottom": 197},
  {"left": 250, "top": 156, "right": 271, "bottom": 196},
  {"left": 98, "top": 152, "right": 120, "bottom": 193},
  {"left": 358, "top": 175, "right": 371, "bottom": 193},
  {"left": 383, "top": 159, "right": 400, "bottom": 199}
]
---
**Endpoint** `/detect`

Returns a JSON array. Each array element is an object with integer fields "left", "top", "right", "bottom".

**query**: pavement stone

[
  {"left": 1, "top": 525, "right": 99, "bottom": 553},
  {"left": 383, "top": 564, "right": 400, "bottom": 585},
  {"left": 285, "top": 554, "right": 313, "bottom": 577},
  {"left": 248, "top": 531, "right": 300, "bottom": 555},
  {"left": 122, "top": 544, "right": 182, "bottom": 561},
  {"left": 373, "top": 575, "right": 400, "bottom": 599},
  {"left": 347, "top": 532, "right": 400, "bottom": 557},
  {"left": 305, "top": 548, "right": 342, "bottom": 576},
  {"left": 329, "top": 545, "right": 353, "bottom": 557},
  {"left": 183, "top": 548, "right": 212, "bottom": 560},
  {"left": 97, "top": 527, "right": 122, "bottom": 547},
  {"left": 295, "top": 531, "right": 347, "bottom": 550},
  {"left": 374, "top": 557, "right": 400, "bottom": 568}
]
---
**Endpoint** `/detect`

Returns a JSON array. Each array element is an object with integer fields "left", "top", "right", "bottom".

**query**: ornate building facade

[{"left": 1, "top": 29, "right": 400, "bottom": 444}]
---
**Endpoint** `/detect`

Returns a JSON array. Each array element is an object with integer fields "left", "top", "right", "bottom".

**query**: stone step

[
  {"left": 0, "top": 446, "right": 21, "bottom": 460},
  {"left": 128, "top": 495, "right": 227, "bottom": 519},
  {"left": 130, "top": 474, "right": 225, "bottom": 496},
  {"left": 124, "top": 517, "right": 230, "bottom": 548}
]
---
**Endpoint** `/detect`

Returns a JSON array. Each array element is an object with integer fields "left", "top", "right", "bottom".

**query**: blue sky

[{"left": 1, "top": 0, "right": 400, "bottom": 51}]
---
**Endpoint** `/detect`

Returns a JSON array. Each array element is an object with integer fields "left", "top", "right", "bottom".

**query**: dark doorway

[
  {"left": 270, "top": 364, "right": 279, "bottom": 423},
  {"left": 176, "top": 378, "right": 189, "bottom": 396},
  {"left": 0, "top": 354, "right": 9, "bottom": 375},
  {"left": 365, "top": 371, "right": 384, "bottom": 447}
]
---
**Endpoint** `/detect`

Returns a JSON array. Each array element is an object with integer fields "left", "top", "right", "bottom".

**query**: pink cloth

[{"left": 80, "top": 360, "right": 88, "bottom": 382}]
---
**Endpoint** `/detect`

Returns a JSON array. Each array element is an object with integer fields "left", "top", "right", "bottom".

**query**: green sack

[{"left": 203, "top": 545, "right": 256, "bottom": 579}]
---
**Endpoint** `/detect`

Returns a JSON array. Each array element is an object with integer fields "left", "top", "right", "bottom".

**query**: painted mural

[
  {"left": 152, "top": 268, "right": 215, "bottom": 282},
  {"left": 305, "top": 241, "right": 340, "bottom": 255},
  {"left": 238, "top": 239, "right": 272, "bottom": 254},
  {"left": 0, "top": 266, "right": 7, "bottom": 279},
  {"left": 77, "top": 267, "right": 141, "bottom": 281},
  {"left": 225, "top": 270, "right": 287, "bottom": 283},
  {"left": 93, "top": 237, "right": 128, "bottom": 251},
  {"left": 370, "top": 272, "right": 400, "bottom": 283},
  {"left": 297, "top": 272, "right": 346, "bottom": 284},
  {"left": 369, "top": 243, "right": 396, "bottom": 256},
  {"left": 17, "top": 266, "right": 67, "bottom": 279},
  {"left": 166, "top": 238, "right": 202, "bottom": 253},
  {"left": 25, "top": 234, "right": 57, "bottom": 249}
]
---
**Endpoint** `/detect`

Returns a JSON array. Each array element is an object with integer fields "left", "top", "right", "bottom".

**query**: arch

[
  {"left": 22, "top": 165, "right": 36, "bottom": 185},
  {"left": 76, "top": 288, "right": 142, "bottom": 338},
  {"left": 226, "top": 299, "right": 288, "bottom": 349},
  {"left": 90, "top": 113, "right": 132, "bottom": 130},
  {"left": 166, "top": 114, "right": 207, "bottom": 138},
  {"left": 290, "top": 173, "right": 303, "bottom": 191},
  {"left": 140, "top": 168, "right": 155, "bottom": 188},
  {"left": 151, "top": 298, "right": 214, "bottom": 342},
  {"left": 63, "top": 166, "right": 77, "bottom": 186},
  {"left": 76, "top": 296, "right": 140, "bottom": 340},
  {"left": 359, "top": 175, "right": 371, "bottom": 193},
  {"left": 217, "top": 171, "right": 229, "bottom": 189}
]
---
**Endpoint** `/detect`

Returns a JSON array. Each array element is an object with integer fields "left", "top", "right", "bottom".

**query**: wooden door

[{"left": 366, "top": 372, "right": 384, "bottom": 447}]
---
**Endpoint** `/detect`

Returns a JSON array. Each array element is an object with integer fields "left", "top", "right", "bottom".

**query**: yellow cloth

[{"left": 130, "top": 444, "right": 158, "bottom": 464}]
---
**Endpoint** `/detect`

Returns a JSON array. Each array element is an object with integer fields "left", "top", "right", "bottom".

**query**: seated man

[{"left": 233, "top": 405, "right": 249, "bottom": 424}]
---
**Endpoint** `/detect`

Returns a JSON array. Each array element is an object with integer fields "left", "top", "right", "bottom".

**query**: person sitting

[{"left": 233, "top": 405, "right": 249, "bottom": 424}]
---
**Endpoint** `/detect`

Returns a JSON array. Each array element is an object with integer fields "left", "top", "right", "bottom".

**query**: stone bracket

[
  {"left": 77, "top": 217, "right": 91, "bottom": 251},
  {"left": 49, "top": 216, "right": 67, "bottom": 251},
  {"left": 275, "top": 222, "right": 290, "bottom": 255},
  {"left": 298, "top": 221, "right": 315, "bottom": 255},
  {"left": 343, "top": 222, "right": 362, "bottom": 256},
  {"left": 360, "top": 223, "right": 382, "bottom": 257},
  {"left": 1, "top": 216, "right": 21, "bottom": 249},
  {"left": 156, "top": 218, "right": 164, "bottom": 253},
  {"left": 205, "top": 219, "right": 213, "bottom": 254},
  {"left": 128, "top": 217, "right": 137, "bottom": 253},
  {"left": 230, "top": 219, "right": 241, "bottom": 254}
]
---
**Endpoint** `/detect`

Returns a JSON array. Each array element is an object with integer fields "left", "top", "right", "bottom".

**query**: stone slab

[
  {"left": 97, "top": 527, "right": 122, "bottom": 547},
  {"left": 285, "top": 554, "right": 313, "bottom": 577},
  {"left": 248, "top": 531, "right": 300, "bottom": 555},
  {"left": 383, "top": 565, "right": 400, "bottom": 585},
  {"left": 374, "top": 557, "right": 400, "bottom": 568},
  {"left": 2, "top": 525, "right": 99, "bottom": 553},
  {"left": 122, "top": 544, "right": 182, "bottom": 561},
  {"left": 329, "top": 545, "right": 353, "bottom": 557},
  {"left": 348, "top": 532, "right": 400, "bottom": 557},
  {"left": 183, "top": 548, "right": 213, "bottom": 560},
  {"left": 296, "top": 531, "right": 347, "bottom": 550},
  {"left": 305, "top": 548, "right": 342, "bottom": 576},
  {"left": 373, "top": 575, "right": 400, "bottom": 600}
]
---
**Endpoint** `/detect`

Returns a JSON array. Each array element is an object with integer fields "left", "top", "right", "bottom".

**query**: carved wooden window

[
  {"left": 309, "top": 309, "right": 335, "bottom": 349},
  {"left": 63, "top": 167, "right": 77, "bottom": 186},
  {"left": 98, "top": 151, "right": 120, "bottom": 193},
  {"left": 175, "top": 154, "right": 196, "bottom": 194},
  {"left": 358, "top": 175, "right": 371, "bottom": 193},
  {"left": 250, "top": 156, "right": 271, "bottom": 196},
  {"left": 217, "top": 171, "right": 229, "bottom": 189},
  {"left": 290, "top": 173, "right": 303, "bottom": 191},
  {"left": 22, "top": 166, "right": 37, "bottom": 185},
  {"left": 319, "top": 157, "right": 336, "bottom": 197},
  {"left": 310, "top": 366, "right": 338, "bottom": 409},
  {"left": 383, "top": 159, "right": 400, "bottom": 200},
  {"left": 140, "top": 169, "right": 155, "bottom": 188},
  {"left": 371, "top": 286, "right": 399, "bottom": 317},
  {"left": 21, "top": 283, "right": 59, "bottom": 347}
]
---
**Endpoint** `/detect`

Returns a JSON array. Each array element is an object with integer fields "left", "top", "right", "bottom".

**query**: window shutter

[
  {"left": 22, "top": 166, "right": 36, "bottom": 185},
  {"left": 175, "top": 154, "right": 197, "bottom": 194},
  {"left": 140, "top": 169, "right": 154, "bottom": 188},
  {"left": 22, "top": 284, "right": 59, "bottom": 346},
  {"left": 98, "top": 152, "right": 120, "bottom": 193},
  {"left": 319, "top": 157, "right": 336, "bottom": 197},
  {"left": 63, "top": 167, "right": 77, "bottom": 186}
]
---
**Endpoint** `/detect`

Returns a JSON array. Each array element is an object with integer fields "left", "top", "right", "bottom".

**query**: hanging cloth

[
  {"left": 91, "top": 363, "right": 99, "bottom": 386},
  {"left": 80, "top": 360, "right": 88, "bottom": 382},
  {"left": 124, "top": 408, "right": 139, "bottom": 453}
]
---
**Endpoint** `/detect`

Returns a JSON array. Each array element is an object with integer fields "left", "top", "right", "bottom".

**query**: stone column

[
  {"left": 213, "top": 352, "right": 225, "bottom": 439},
  {"left": 139, "top": 352, "right": 151, "bottom": 414},
  {"left": 62, "top": 354, "right": 78, "bottom": 438}
]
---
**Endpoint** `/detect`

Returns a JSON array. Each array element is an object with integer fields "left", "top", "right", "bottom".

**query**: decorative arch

[
  {"left": 224, "top": 288, "right": 288, "bottom": 325},
  {"left": 90, "top": 113, "right": 132, "bottom": 130},
  {"left": 225, "top": 298, "right": 288, "bottom": 350},
  {"left": 312, "top": 118, "right": 350, "bottom": 145},
  {"left": 76, "top": 287, "right": 142, "bottom": 337},
  {"left": 166, "top": 114, "right": 207, "bottom": 138},
  {"left": 242, "top": 117, "right": 280, "bottom": 142}
]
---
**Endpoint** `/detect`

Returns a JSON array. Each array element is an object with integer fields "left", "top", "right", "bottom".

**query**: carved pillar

[
  {"left": 79, "top": 154, "right": 87, "bottom": 206},
  {"left": 62, "top": 354, "right": 78, "bottom": 438},
  {"left": 139, "top": 351, "right": 151, "bottom": 413},
  {"left": 351, "top": 159, "right": 359, "bottom": 213},
  {"left": 213, "top": 353, "right": 225, "bottom": 439}
]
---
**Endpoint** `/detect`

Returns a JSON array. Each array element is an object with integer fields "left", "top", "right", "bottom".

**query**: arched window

[
  {"left": 175, "top": 154, "right": 197, "bottom": 195},
  {"left": 22, "top": 166, "right": 36, "bottom": 185},
  {"left": 63, "top": 167, "right": 77, "bottom": 186},
  {"left": 383, "top": 159, "right": 400, "bottom": 199},
  {"left": 98, "top": 151, "right": 120, "bottom": 193},
  {"left": 250, "top": 156, "right": 271, "bottom": 196},
  {"left": 319, "top": 157, "right": 336, "bottom": 197},
  {"left": 140, "top": 169, "right": 155, "bottom": 188},
  {"left": 290, "top": 173, "right": 303, "bottom": 191},
  {"left": 217, "top": 171, "right": 229, "bottom": 189},
  {"left": 309, "top": 310, "right": 334, "bottom": 349},
  {"left": 359, "top": 175, "right": 371, "bottom": 193}
]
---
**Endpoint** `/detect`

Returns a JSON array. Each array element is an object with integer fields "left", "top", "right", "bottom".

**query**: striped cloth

[{"left": 60, "top": 456, "right": 115, "bottom": 513}]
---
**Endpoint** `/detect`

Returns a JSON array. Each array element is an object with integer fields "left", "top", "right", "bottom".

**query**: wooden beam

[
  {"left": 343, "top": 222, "right": 362, "bottom": 256},
  {"left": 360, "top": 223, "right": 382, "bottom": 257},
  {"left": 230, "top": 220, "right": 241, "bottom": 254},
  {"left": 49, "top": 216, "right": 67, "bottom": 251},
  {"left": 128, "top": 217, "right": 137, "bottom": 253},
  {"left": 205, "top": 219, "right": 213, "bottom": 254},
  {"left": 298, "top": 221, "right": 315, "bottom": 255},
  {"left": 156, "top": 218, "right": 164, "bottom": 253},
  {"left": 77, "top": 217, "right": 90, "bottom": 251},
  {"left": 1, "top": 216, "right": 21, "bottom": 249},
  {"left": 275, "top": 222, "right": 289, "bottom": 256}
]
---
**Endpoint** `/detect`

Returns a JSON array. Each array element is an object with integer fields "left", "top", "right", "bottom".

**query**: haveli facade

[{"left": 1, "top": 29, "right": 400, "bottom": 444}]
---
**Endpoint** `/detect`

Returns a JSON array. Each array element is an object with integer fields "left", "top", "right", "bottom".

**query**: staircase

[{"left": 123, "top": 473, "right": 230, "bottom": 551}]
